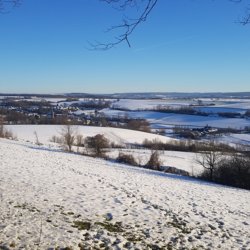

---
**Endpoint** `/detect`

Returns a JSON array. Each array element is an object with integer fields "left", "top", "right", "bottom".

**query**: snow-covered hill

[
  {"left": 0, "top": 138, "right": 249, "bottom": 249},
  {"left": 7, "top": 125, "right": 172, "bottom": 146},
  {"left": 6, "top": 125, "right": 202, "bottom": 175}
]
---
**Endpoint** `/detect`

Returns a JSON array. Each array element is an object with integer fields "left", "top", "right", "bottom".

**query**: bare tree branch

[
  {"left": 196, "top": 150, "right": 223, "bottom": 181},
  {"left": 91, "top": 0, "right": 158, "bottom": 50}
]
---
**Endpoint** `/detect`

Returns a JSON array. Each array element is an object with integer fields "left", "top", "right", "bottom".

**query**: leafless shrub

[
  {"left": 76, "top": 134, "right": 84, "bottom": 147},
  {"left": 60, "top": 124, "right": 77, "bottom": 152},
  {"left": 116, "top": 152, "right": 138, "bottom": 166},
  {"left": 145, "top": 150, "right": 162, "bottom": 171},
  {"left": 142, "top": 138, "right": 235, "bottom": 153},
  {"left": 75, "top": 134, "right": 84, "bottom": 153},
  {"left": 0, "top": 118, "right": 4, "bottom": 138},
  {"left": 164, "top": 166, "right": 189, "bottom": 176},
  {"left": 0, "top": 115, "right": 5, "bottom": 135},
  {"left": 127, "top": 119, "right": 151, "bottom": 133},
  {"left": 85, "top": 134, "right": 110, "bottom": 157},
  {"left": 196, "top": 151, "right": 223, "bottom": 181},
  {"left": 0, "top": 116, "right": 15, "bottom": 139},
  {"left": 34, "top": 131, "right": 42, "bottom": 146},
  {"left": 214, "top": 154, "right": 250, "bottom": 190},
  {"left": 50, "top": 135, "right": 63, "bottom": 144}
]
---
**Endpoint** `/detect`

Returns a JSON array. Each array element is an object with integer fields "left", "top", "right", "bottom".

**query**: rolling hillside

[{"left": 0, "top": 138, "right": 249, "bottom": 249}]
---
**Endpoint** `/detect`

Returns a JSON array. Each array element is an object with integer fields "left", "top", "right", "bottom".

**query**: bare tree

[
  {"left": 60, "top": 124, "right": 76, "bottom": 152},
  {"left": 85, "top": 134, "right": 109, "bottom": 157},
  {"left": 0, "top": 115, "right": 15, "bottom": 139},
  {"left": 145, "top": 150, "right": 162, "bottom": 171},
  {"left": 76, "top": 134, "right": 84, "bottom": 153},
  {"left": 34, "top": 131, "right": 42, "bottom": 146},
  {"left": 0, "top": 115, "right": 4, "bottom": 137},
  {"left": 214, "top": 153, "right": 250, "bottom": 189},
  {"left": 196, "top": 151, "right": 222, "bottom": 181}
]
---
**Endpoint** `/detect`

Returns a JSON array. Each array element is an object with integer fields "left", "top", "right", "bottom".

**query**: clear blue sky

[{"left": 0, "top": 0, "right": 250, "bottom": 94}]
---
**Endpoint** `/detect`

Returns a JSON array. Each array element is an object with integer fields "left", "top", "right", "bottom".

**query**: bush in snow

[
  {"left": 84, "top": 134, "right": 109, "bottom": 157},
  {"left": 145, "top": 150, "right": 162, "bottom": 171},
  {"left": 213, "top": 154, "right": 250, "bottom": 190},
  {"left": 0, "top": 116, "right": 14, "bottom": 139},
  {"left": 127, "top": 119, "right": 151, "bottom": 133},
  {"left": 116, "top": 152, "right": 138, "bottom": 166}
]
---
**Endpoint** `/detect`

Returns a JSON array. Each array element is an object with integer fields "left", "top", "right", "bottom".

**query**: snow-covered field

[
  {"left": 104, "top": 98, "right": 250, "bottom": 130},
  {"left": 112, "top": 99, "right": 192, "bottom": 110},
  {"left": 7, "top": 125, "right": 206, "bottom": 175},
  {"left": 5, "top": 125, "right": 250, "bottom": 175},
  {"left": 102, "top": 109, "right": 250, "bottom": 129},
  {"left": 215, "top": 133, "right": 250, "bottom": 147},
  {"left": 111, "top": 98, "right": 250, "bottom": 112},
  {"left": 6, "top": 125, "right": 201, "bottom": 175},
  {"left": 0, "top": 138, "right": 250, "bottom": 249},
  {"left": 6, "top": 125, "right": 172, "bottom": 146}
]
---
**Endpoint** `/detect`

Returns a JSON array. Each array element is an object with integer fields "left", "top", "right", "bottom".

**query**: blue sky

[{"left": 0, "top": 0, "right": 250, "bottom": 94}]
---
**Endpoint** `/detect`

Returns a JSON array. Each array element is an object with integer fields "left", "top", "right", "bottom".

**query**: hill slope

[
  {"left": 7, "top": 124, "right": 172, "bottom": 146},
  {"left": 0, "top": 139, "right": 249, "bottom": 249}
]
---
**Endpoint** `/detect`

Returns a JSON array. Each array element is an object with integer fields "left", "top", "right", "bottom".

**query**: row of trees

[{"left": 142, "top": 138, "right": 237, "bottom": 153}]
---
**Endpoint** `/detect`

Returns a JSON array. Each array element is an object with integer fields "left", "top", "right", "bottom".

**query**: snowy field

[
  {"left": 111, "top": 98, "right": 250, "bottom": 112},
  {"left": 6, "top": 125, "right": 201, "bottom": 175},
  {"left": 215, "top": 133, "right": 250, "bottom": 148},
  {"left": 6, "top": 125, "right": 172, "bottom": 146},
  {"left": 101, "top": 109, "right": 250, "bottom": 129},
  {"left": 0, "top": 138, "right": 250, "bottom": 249},
  {"left": 112, "top": 99, "right": 193, "bottom": 110},
  {"left": 107, "top": 98, "right": 250, "bottom": 129},
  {"left": 5, "top": 125, "right": 250, "bottom": 175}
]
